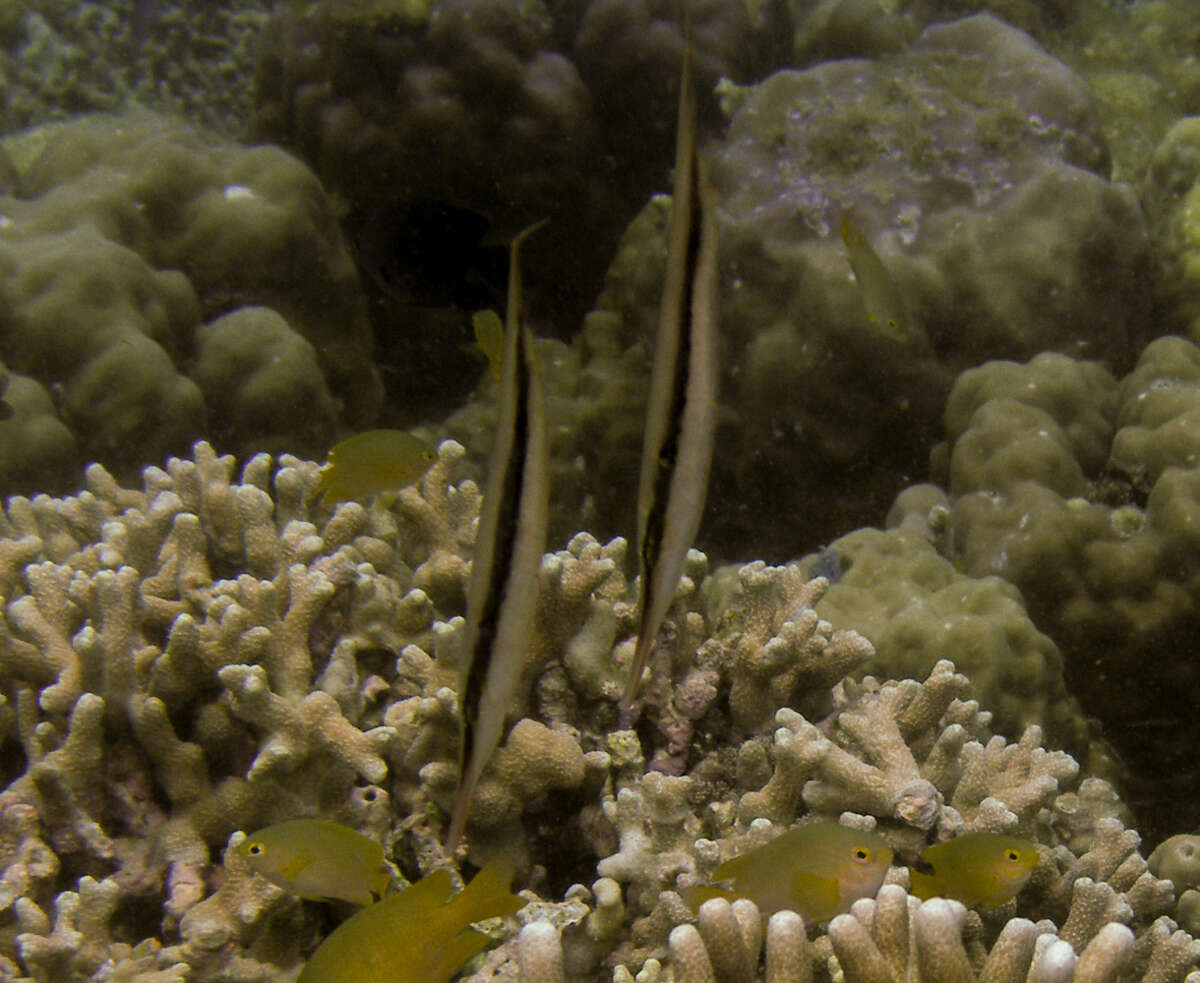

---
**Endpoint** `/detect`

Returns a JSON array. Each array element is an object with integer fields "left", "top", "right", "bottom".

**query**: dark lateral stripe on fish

[
  {"left": 624, "top": 36, "right": 719, "bottom": 706},
  {"left": 447, "top": 220, "right": 549, "bottom": 852}
]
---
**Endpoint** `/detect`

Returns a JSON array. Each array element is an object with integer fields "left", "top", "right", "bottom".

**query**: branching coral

[{"left": 0, "top": 438, "right": 1196, "bottom": 983}]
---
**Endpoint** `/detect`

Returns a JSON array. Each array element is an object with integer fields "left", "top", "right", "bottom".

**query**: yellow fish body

[
  {"left": 907, "top": 832, "right": 1039, "bottom": 908},
  {"left": 297, "top": 857, "right": 524, "bottom": 983},
  {"left": 840, "top": 214, "right": 911, "bottom": 341},
  {"left": 239, "top": 819, "right": 391, "bottom": 906},
  {"left": 683, "top": 822, "right": 893, "bottom": 922},
  {"left": 471, "top": 309, "right": 505, "bottom": 381},
  {"left": 316, "top": 429, "right": 436, "bottom": 505}
]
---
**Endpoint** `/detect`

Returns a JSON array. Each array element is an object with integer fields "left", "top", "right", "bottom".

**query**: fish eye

[
  {"left": 248, "top": 843, "right": 264, "bottom": 856},
  {"left": 853, "top": 846, "right": 871, "bottom": 861},
  {"left": 1005, "top": 849, "right": 1020, "bottom": 862}
]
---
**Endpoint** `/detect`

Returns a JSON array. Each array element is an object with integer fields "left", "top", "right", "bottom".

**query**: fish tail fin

[
  {"left": 450, "top": 856, "right": 524, "bottom": 924},
  {"left": 426, "top": 860, "right": 524, "bottom": 983}
]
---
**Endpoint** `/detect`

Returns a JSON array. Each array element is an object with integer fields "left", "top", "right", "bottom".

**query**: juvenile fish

[
  {"left": 625, "top": 35, "right": 720, "bottom": 706},
  {"left": 297, "top": 856, "right": 524, "bottom": 983},
  {"left": 446, "top": 220, "right": 549, "bottom": 852},
  {"left": 239, "top": 818, "right": 390, "bottom": 906},
  {"left": 907, "top": 831, "right": 1039, "bottom": 908},
  {"left": 471, "top": 309, "right": 505, "bottom": 381},
  {"left": 316, "top": 429, "right": 437, "bottom": 505},
  {"left": 840, "top": 214, "right": 912, "bottom": 342},
  {"left": 682, "top": 821, "right": 893, "bottom": 922}
]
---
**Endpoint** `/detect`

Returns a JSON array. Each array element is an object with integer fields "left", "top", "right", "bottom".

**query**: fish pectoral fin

[
  {"left": 276, "top": 852, "right": 316, "bottom": 882},
  {"left": 790, "top": 870, "right": 841, "bottom": 919}
]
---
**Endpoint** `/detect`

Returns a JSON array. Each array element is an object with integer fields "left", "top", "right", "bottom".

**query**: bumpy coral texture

[
  {"left": 902, "top": 338, "right": 1200, "bottom": 838},
  {"left": 561, "top": 13, "right": 1150, "bottom": 565},
  {"left": 0, "top": 111, "right": 381, "bottom": 494},
  {"left": 806, "top": 522, "right": 1101, "bottom": 776},
  {"left": 1144, "top": 117, "right": 1200, "bottom": 342},
  {"left": 0, "top": 0, "right": 268, "bottom": 137},
  {"left": 542, "top": 657, "right": 1195, "bottom": 983},
  {"left": 1, "top": 442, "right": 1199, "bottom": 983},
  {"left": 247, "top": 0, "right": 626, "bottom": 328}
]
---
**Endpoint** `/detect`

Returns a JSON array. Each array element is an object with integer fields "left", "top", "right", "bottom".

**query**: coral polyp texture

[
  {"left": 0, "top": 111, "right": 381, "bottom": 496},
  {"left": 0, "top": 441, "right": 1196, "bottom": 983}
]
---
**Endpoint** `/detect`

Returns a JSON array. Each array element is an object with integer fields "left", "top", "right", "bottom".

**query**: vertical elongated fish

[
  {"left": 624, "top": 37, "right": 720, "bottom": 706},
  {"left": 446, "top": 220, "right": 549, "bottom": 852}
]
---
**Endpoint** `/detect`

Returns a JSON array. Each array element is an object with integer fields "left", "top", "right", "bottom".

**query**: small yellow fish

[
  {"left": 316, "top": 430, "right": 436, "bottom": 505},
  {"left": 471, "top": 310, "right": 505, "bottom": 381},
  {"left": 840, "top": 214, "right": 911, "bottom": 341},
  {"left": 297, "top": 857, "right": 525, "bottom": 983},
  {"left": 907, "top": 832, "right": 1039, "bottom": 908},
  {"left": 682, "top": 822, "right": 893, "bottom": 922},
  {"left": 238, "top": 819, "right": 391, "bottom": 906}
]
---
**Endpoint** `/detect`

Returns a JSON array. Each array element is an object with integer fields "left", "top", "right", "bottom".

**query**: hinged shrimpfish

[{"left": 682, "top": 821, "right": 893, "bottom": 922}]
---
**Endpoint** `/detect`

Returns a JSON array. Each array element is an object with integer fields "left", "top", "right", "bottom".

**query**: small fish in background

[
  {"left": 681, "top": 822, "right": 893, "bottom": 922},
  {"left": 840, "top": 213, "right": 913, "bottom": 342},
  {"left": 470, "top": 309, "right": 505, "bottom": 381},
  {"left": 445, "top": 220, "right": 549, "bottom": 853},
  {"left": 238, "top": 819, "right": 391, "bottom": 906},
  {"left": 353, "top": 197, "right": 509, "bottom": 312},
  {"left": 907, "top": 832, "right": 1039, "bottom": 908},
  {"left": 625, "top": 29, "right": 720, "bottom": 706},
  {"left": 316, "top": 430, "right": 436, "bottom": 505},
  {"left": 297, "top": 856, "right": 524, "bottom": 983}
]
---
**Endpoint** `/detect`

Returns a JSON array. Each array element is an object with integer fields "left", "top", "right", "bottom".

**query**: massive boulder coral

[
  {"left": 564, "top": 13, "right": 1150, "bottom": 562},
  {"left": 899, "top": 338, "right": 1200, "bottom": 837},
  {"left": 0, "top": 111, "right": 380, "bottom": 493},
  {"left": 1144, "top": 117, "right": 1200, "bottom": 341},
  {"left": 248, "top": 0, "right": 624, "bottom": 328},
  {"left": 806, "top": 522, "right": 1101, "bottom": 774},
  {"left": 0, "top": 0, "right": 268, "bottom": 137}
]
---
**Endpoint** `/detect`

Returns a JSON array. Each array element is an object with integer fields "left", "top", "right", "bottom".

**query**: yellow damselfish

[
  {"left": 683, "top": 821, "right": 893, "bottom": 922},
  {"left": 297, "top": 857, "right": 525, "bottom": 983},
  {"left": 840, "top": 214, "right": 912, "bottom": 342},
  {"left": 316, "top": 429, "right": 437, "bottom": 505},
  {"left": 471, "top": 309, "right": 505, "bottom": 382},
  {"left": 239, "top": 819, "right": 391, "bottom": 906},
  {"left": 907, "top": 832, "right": 1039, "bottom": 908}
]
